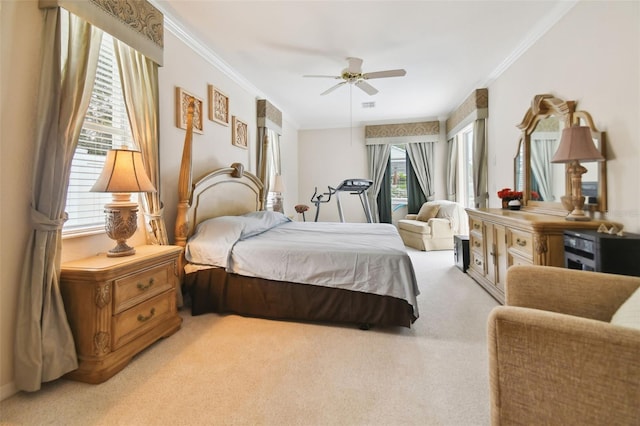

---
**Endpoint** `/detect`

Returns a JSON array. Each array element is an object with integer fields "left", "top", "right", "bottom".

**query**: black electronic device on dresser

[{"left": 563, "top": 229, "right": 640, "bottom": 277}]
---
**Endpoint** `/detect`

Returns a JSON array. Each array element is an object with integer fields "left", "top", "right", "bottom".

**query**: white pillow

[
  {"left": 185, "top": 216, "right": 244, "bottom": 267},
  {"left": 241, "top": 210, "right": 290, "bottom": 238},
  {"left": 610, "top": 287, "right": 640, "bottom": 330}
]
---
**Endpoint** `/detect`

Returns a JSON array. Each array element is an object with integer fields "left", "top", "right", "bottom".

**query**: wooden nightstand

[{"left": 60, "top": 245, "right": 183, "bottom": 383}]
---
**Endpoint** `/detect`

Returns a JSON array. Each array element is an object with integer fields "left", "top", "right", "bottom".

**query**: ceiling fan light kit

[{"left": 304, "top": 57, "right": 406, "bottom": 96}]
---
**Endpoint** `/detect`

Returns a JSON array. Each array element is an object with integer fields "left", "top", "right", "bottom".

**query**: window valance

[
  {"left": 257, "top": 99, "right": 282, "bottom": 134},
  {"left": 40, "top": 0, "right": 164, "bottom": 65},
  {"left": 365, "top": 121, "right": 439, "bottom": 145},
  {"left": 446, "top": 88, "right": 488, "bottom": 139}
]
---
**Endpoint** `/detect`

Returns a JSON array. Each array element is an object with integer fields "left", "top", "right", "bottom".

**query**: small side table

[
  {"left": 60, "top": 245, "right": 183, "bottom": 383},
  {"left": 454, "top": 235, "right": 470, "bottom": 272}
]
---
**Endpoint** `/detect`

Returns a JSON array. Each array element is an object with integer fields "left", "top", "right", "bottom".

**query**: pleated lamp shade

[
  {"left": 551, "top": 126, "right": 604, "bottom": 163},
  {"left": 91, "top": 149, "right": 156, "bottom": 193}
]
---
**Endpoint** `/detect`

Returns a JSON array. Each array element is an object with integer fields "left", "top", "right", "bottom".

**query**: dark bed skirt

[{"left": 184, "top": 267, "right": 416, "bottom": 328}]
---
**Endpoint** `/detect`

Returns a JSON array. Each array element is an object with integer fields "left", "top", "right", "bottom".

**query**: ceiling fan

[{"left": 304, "top": 57, "right": 406, "bottom": 96}]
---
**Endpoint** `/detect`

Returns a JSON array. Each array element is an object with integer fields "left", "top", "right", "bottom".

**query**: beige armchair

[
  {"left": 397, "top": 200, "right": 468, "bottom": 251},
  {"left": 488, "top": 265, "right": 640, "bottom": 425}
]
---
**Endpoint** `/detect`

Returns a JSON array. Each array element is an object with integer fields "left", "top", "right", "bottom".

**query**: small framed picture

[
  {"left": 208, "top": 84, "right": 229, "bottom": 126},
  {"left": 232, "top": 116, "right": 248, "bottom": 149},
  {"left": 175, "top": 87, "right": 204, "bottom": 134}
]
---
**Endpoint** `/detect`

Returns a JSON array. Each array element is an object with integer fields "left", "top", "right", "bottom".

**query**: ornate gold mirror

[{"left": 515, "top": 94, "right": 607, "bottom": 215}]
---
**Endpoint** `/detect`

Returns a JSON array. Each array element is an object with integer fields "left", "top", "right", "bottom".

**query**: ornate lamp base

[
  {"left": 104, "top": 202, "right": 138, "bottom": 257},
  {"left": 564, "top": 161, "right": 591, "bottom": 222}
]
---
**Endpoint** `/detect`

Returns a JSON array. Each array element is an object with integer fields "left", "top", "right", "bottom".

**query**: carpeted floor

[{"left": 0, "top": 249, "right": 499, "bottom": 426}]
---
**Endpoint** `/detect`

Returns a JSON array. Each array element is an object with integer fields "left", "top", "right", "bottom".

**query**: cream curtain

[
  {"left": 366, "top": 144, "right": 391, "bottom": 223},
  {"left": 113, "top": 40, "right": 168, "bottom": 246},
  {"left": 406, "top": 142, "right": 435, "bottom": 201},
  {"left": 530, "top": 138, "right": 555, "bottom": 201},
  {"left": 14, "top": 9, "right": 102, "bottom": 391},
  {"left": 472, "top": 119, "right": 488, "bottom": 208},
  {"left": 446, "top": 137, "right": 458, "bottom": 201},
  {"left": 257, "top": 127, "right": 281, "bottom": 208}
]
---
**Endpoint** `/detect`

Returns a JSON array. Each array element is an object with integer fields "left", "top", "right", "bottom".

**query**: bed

[{"left": 174, "top": 103, "right": 419, "bottom": 328}]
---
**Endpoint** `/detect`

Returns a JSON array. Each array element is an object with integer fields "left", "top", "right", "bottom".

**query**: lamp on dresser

[
  {"left": 91, "top": 149, "right": 156, "bottom": 257},
  {"left": 551, "top": 125, "right": 604, "bottom": 221}
]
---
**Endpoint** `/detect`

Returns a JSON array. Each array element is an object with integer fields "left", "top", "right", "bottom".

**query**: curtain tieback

[{"left": 31, "top": 208, "right": 67, "bottom": 231}]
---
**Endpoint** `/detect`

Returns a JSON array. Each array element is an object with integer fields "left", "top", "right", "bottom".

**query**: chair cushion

[
  {"left": 610, "top": 287, "right": 640, "bottom": 330},
  {"left": 398, "top": 219, "right": 431, "bottom": 234},
  {"left": 416, "top": 203, "right": 440, "bottom": 222}
]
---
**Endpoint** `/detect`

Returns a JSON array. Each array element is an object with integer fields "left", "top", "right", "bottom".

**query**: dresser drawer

[
  {"left": 469, "top": 232, "right": 484, "bottom": 253},
  {"left": 469, "top": 250, "right": 485, "bottom": 274},
  {"left": 112, "top": 290, "right": 175, "bottom": 350},
  {"left": 113, "top": 262, "right": 174, "bottom": 313},
  {"left": 508, "top": 252, "right": 534, "bottom": 268},
  {"left": 470, "top": 218, "right": 483, "bottom": 234},
  {"left": 508, "top": 229, "right": 534, "bottom": 260}
]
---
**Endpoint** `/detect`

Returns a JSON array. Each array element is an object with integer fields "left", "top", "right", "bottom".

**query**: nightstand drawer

[
  {"left": 113, "top": 262, "right": 174, "bottom": 314},
  {"left": 112, "top": 290, "right": 175, "bottom": 350}
]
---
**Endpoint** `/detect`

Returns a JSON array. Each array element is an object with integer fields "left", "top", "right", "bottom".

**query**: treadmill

[{"left": 333, "top": 178, "right": 374, "bottom": 223}]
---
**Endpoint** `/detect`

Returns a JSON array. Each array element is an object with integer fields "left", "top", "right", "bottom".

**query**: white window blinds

[{"left": 64, "top": 34, "right": 135, "bottom": 234}]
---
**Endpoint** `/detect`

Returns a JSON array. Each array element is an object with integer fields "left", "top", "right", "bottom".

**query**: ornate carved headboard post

[{"left": 175, "top": 98, "right": 195, "bottom": 248}]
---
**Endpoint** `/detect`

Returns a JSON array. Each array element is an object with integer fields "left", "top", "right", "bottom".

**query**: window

[
  {"left": 390, "top": 144, "right": 407, "bottom": 212},
  {"left": 455, "top": 123, "right": 475, "bottom": 208},
  {"left": 64, "top": 34, "right": 135, "bottom": 234}
]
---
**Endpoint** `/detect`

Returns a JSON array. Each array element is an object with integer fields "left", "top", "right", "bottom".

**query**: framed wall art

[
  {"left": 232, "top": 116, "right": 248, "bottom": 149},
  {"left": 175, "top": 87, "right": 204, "bottom": 134},
  {"left": 208, "top": 84, "right": 230, "bottom": 126}
]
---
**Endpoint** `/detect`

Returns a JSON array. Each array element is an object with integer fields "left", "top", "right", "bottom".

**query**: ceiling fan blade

[
  {"left": 303, "top": 74, "right": 341, "bottom": 79},
  {"left": 321, "top": 81, "right": 347, "bottom": 96},
  {"left": 363, "top": 69, "right": 407, "bottom": 79},
  {"left": 355, "top": 80, "right": 378, "bottom": 96},
  {"left": 347, "top": 57, "right": 363, "bottom": 74}
]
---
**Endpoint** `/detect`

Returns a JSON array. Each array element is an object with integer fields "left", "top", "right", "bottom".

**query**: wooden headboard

[{"left": 174, "top": 100, "right": 264, "bottom": 247}]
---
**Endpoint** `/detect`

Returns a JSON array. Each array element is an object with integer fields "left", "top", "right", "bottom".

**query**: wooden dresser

[
  {"left": 465, "top": 208, "right": 612, "bottom": 303},
  {"left": 60, "top": 245, "right": 183, "bottom": 383}
]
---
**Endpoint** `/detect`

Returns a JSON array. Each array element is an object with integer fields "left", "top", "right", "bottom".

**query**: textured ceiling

[{"left": 155, "top": 0, "right": 576, "bottom": 130}]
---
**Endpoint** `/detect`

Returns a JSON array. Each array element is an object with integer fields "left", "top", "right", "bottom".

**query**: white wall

[
  {"left": 298, "top": 127, "right": 369, "bottom": 222},
  {"left": 488, "top": 1, "right": 639, "bottom": 232}
]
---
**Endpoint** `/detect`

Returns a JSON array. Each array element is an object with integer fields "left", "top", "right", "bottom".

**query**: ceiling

[{"left": 155, "top": 1, "right": 576, "bottom": 130}]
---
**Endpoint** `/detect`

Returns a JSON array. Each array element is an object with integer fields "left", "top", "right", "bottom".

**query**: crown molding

[{"left": 484, "top": 0, "right": 579, "bottom": 85}]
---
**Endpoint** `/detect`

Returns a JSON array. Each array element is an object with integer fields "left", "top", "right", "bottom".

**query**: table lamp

[
  {"left": 271, "top": 174, "right": 285, "bottom": 213},
  {"left": 551, "top": 125, "right": 604, "bottom": 221},
  {"left": 91, "top": 149, "right": 156, "bottom": 256}
]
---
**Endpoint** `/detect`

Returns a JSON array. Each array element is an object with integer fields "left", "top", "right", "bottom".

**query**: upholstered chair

[{"left": 488, "top": 265, "right": 640, "bottom": 425}]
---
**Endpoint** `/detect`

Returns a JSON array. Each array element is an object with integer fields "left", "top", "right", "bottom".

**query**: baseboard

[{"left": 1, "top": 380, "right": 18, "bottom": 401}]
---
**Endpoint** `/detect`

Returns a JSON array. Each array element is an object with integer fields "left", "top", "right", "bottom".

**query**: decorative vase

[
  {"left": 502, "top": 199, "right": 509, "bottom": 209},
  {"left": 508, "top": 199, "right": 522, "bottom": 211}
]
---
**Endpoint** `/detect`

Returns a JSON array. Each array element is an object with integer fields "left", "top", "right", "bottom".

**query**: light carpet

[{"left": 0, "top": 249, "right": 499, "bottom": 426}]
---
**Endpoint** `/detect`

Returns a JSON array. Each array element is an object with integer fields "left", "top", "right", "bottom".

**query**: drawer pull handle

[
  {"left": 516, "top": 239, "right": 527, "bottom": 247},
  {"left": 474, "top": 241, "right": 481, "bottom": 247},
  {"left": 137, "top": 308, "right": 156, "bottom": 322},
  {"left": 473, "top": 223, "right": 480, "bottom": 229},
  {"left": 474, "top": 259, "right": 482, "bottom": 266},
  {"left": 137, "top": 278, "right": 155, "bottom": 291}
]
